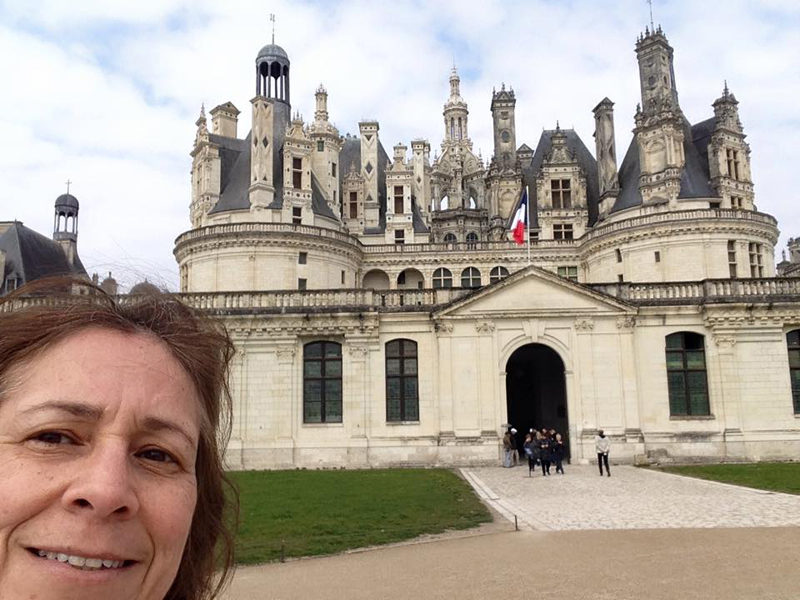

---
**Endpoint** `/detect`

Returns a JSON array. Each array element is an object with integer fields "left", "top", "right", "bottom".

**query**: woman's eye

[
  {"left": 138, "top": 448, "right": 176, "bottom": 464},
  {"left": 34, "top": 431, "right": 74, "bottom": 445}
]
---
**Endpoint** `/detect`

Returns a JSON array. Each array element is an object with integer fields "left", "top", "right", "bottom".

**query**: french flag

[{"left": 510, "top": 189, "right": 528, "bottom": 245}]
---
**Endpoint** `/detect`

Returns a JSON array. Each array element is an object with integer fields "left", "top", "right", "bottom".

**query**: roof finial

[
  {"left": 200, "top": 102, "right": 205, "bottom": 118},
  {"left": 647, "top": 0, "right": 655, "bottom": 32},
  {"left": 723, "top": 79, "right": 729, "bottom": 95},
  {"left": 556, "top": 120, "right": 560, "bottom": 131},
  {"left": 270, "top": 13, "right": 275, "bottom": 45},
  {"left": 65, "top": 179, "right": 72, "bottom": 196}
]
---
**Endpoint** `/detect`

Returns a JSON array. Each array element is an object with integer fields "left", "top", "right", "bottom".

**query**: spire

[
  {"left": 448, "top": 64, "right": 461, "bottom": 100},
  {"left": 270, "top": 13, "right": 276, "bottom": 44}
]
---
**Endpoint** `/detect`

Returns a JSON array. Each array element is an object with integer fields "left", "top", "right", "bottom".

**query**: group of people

[
  {"left": 502, "top": 427, "right": 613, "bottom": 478},
  {"left": 502, "top": 427, "right": 567, "bottom": 476}
]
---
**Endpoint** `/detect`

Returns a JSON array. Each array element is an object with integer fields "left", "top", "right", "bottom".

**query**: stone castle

[{"left": 172, "top": 26, "right": 799, "bottom": 468}]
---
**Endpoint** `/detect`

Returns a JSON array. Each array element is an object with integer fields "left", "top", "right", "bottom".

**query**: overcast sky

[{"left": 1, "top": 0, "right": 798, "bottom": 291}]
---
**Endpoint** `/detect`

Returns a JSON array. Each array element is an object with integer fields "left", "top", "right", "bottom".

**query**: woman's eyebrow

[
  {"left": 141, "top": 416, "right": 197, "bottom": 449},
  {"left": 19, "top": 400, "right": 104, "bottom": 420}
]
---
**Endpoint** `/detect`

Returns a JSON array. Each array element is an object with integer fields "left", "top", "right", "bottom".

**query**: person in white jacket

[{"left": 595, "top": 430, "right": 611, "bottom": 476}]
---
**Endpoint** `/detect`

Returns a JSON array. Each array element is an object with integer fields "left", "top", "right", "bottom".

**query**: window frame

[
  {"left": 553, "top": 223, "right": 573, "bottom": 240},
  {"left": 292, "top": 157, "right": 303, "bottom": 190},
  {"left": 385, "top": 339, "right": 420, "bottom": 422},
  {"left": 303, "top": 341, "right": 343, "bottom": 424},
  {"left": 489, "top": 266, "right": 509, "bottom": 283},
  {"left": 432, "top": 267, "right": 453, "bottom": 289},
  {"left": 665, "top": 332, "right": 711, "bottom": 417},
  {"left": 551, "top": 178, "right": 572, "bottom": 209},
  {"left": 393, "top": 185, "right": 404, "bottom": 214},
  {"left": 788, "top": 330, "right": 800, "bottom": 415},
  {"left": 557, "top": 266, "right": 578, "bottom": 282},
  {"left": 461, "top": 267, "right": 481, "bottom": 288},
  {"left": 349, "top": 191, "right": 358, "bottom": 219}
]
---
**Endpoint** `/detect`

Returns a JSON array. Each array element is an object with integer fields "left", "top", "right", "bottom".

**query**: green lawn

[
  {"left": 659, "top": 462, "right": 800, "bottom": 495},
  {"left": 227, "top": 468, "right": 492, "bottom": 565}
]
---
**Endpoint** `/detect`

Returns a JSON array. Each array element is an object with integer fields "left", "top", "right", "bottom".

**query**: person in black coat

[
  {"left": 538, "top": 434, "right": 551, "bottom": 476},
  {"left": 552, "top": 432, "right": 566, "bottom": 474}
]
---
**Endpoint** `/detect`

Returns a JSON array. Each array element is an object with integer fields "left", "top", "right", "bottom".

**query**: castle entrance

[{"left": 505, "top": 343, "right": 569, "bottom": 459}]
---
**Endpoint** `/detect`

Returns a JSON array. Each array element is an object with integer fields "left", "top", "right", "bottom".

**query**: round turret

[
  {"left": 54, "top": 192, "right": 79, "bottom": 241},
  {"left": 55, "top": 193, "right": 79, "bottom": 210},
  {"left": 255, "top": 43, "right": 290, "bottom": 103}
]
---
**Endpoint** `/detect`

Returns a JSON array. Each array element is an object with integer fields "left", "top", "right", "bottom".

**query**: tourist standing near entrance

[
  {"left": 595, "top": 430, "right": 611, "bottom": 476},
  {"left": 552, "top": 433, "right": 566, "bottom": 474},
  {"left": 502, "top": 429, "right": 514, "bottom": 467},
  {"left": 523, "top": 431, "right": 537, "bottom": 476},
  {"left": 539, "top": 434, "right": 551, "bottom": 475},
  {"left": 510, "top": 428, "right": 519, "bottom": 466}
]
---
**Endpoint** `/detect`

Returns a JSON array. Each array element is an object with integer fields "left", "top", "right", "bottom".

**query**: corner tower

[{"left": 249, "top": 42, "right": 291, "bottom": 210}]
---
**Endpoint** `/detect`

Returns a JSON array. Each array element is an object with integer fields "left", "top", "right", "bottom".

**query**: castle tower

[
  {"left": 359, "top": 120, "right": 381, "bottom": 229},
  {"left": 633, "top": 26, "right": 685, "bottom": 207},
  {"left": 282, "top": 112, "right": 313, "bottom": 225},
  {"left": 53, "top": 188, "right": 80, "bottom": 267},
  {"left": 411, "top": 139, "right": 432, "bottom": 221},
  {"left": 210, "top": 102, "right": 240, "bottom": 138},
  {"left": 593, "top": 97, "right": 619, "bottom": 220},
  {"left": 249, "top": 42, "right": 291, "bottom": 210},
  {"left": 491, "top": 83, "right": 517, "bottom": 168},
  {"left": 190, "top": 105, "right": 221, "bottom": 227},
  {"left": 443, "top": 66, "right": 470, "bottom": 148},
  {"left": 709, "top": 82, "right": 754, "bottom": 210},
  {"left": 385, "top": 143, "right": 414, "bottom": 244},
  {"left": 309, "top": 85, "right": 344, "bottom": 217}
]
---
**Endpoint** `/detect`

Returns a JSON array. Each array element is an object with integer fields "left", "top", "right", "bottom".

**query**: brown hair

[{"left": 0, "top": 278, "right": 237, "bottom": 600}]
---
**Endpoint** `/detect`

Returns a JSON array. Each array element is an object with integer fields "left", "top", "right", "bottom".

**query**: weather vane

[
  {"left": 65, "top": 179, "right": 72, "bottom": 196},
  {"left": 270, "top": 13, "right": 275, "bottom": 44},
  {"left": 647, "top": 0, "right": 655, "bottom": 30}
]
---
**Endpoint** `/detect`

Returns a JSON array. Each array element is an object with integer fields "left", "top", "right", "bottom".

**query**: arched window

[
  {"left": 787, "top": 330, "right": 800, "bottom": 414},
  {"left": 443, "top": 233, "right": 457, "bottom": 243},
  {"left": 432, "top": 268, "right": 453, "bottom": 289},
  {"left": 665, "top": 332, "right": 710, "bottom": 416},
  {"left": 466, "top": 232, "right": 479, "bottom": 249},
  {"left": 303, "top": 341, "right": 342, "bottom": 423},
  {"left": 490, "top": 266, "right": 509, "bottom": 283},
  {"left": 386, "top": 339, "right": 419, "bottom": 422},
  {"left": 461, "top": 267, "right": 481, "bottom": 289}
]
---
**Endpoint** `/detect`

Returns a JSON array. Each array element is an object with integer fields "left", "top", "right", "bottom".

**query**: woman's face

[{"left": 0, "top": 328, "right": 201, "bottom": 600}]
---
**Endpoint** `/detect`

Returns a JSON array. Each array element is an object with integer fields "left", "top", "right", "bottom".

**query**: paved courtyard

[{"left": 462, "top": 464, "right": 800, "bottom": 530}]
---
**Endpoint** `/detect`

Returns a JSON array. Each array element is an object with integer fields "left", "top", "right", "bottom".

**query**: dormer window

[
  {"left": 292, "top": 157, "right": 303, "bottom": 189},
  {"left": 551, "top": 179, "right": 571, "bottom": 209},
  {"left": 726, "top": 149, "right": 740, "bottom": 180},
  {"left": 4, "top": 276, "right": 20, "bottom": 293}
]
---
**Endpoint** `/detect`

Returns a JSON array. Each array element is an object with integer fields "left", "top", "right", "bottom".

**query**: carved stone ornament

[
  {"left": 574, "top": 317, "right": 594, "bottom": 331},
  {"left": 434, "top": 321, "right": 454, "bottom": 334},
  {"left": 616, "top": 316, "right": 636, "bottom": 329},
  {"left": 348, "top": 345, "right": 369, "bottom": 358},
  {"left": 713, "top": 335, "right": 737, "bottom": 348},
  {"left": 475, "top": 322, "right": 495, "bottom": 334},
  {"left": 275, "top": 345, "right": 297, "bottom": 362}
]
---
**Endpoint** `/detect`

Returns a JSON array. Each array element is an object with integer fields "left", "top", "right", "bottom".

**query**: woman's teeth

[{"left": 36, "top": 549, "right": 125, "bottom": 570}]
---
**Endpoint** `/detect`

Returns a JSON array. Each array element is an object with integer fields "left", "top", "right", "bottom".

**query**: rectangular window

[
  {"left": 557, "top": 266, "right": 578, "bottom": 282},
  {"left": 331, "top": 162, "right": 337, "bottom": 177},
  {"left": 386, "top": 339, "right": 419, "bottom": 422},
  {"left": 731, "top": 196, "right": 743, "bottom": 209},
  {"left": 654, "top": 251, "right": 661, "bottom": 263},
  {"left": 788, "top": 331, "right": 800, "bottom": 414},
  {"left": 298, "top": 278, "right": 307, "bottom": 290},
  {"left": 298, "top": 251, "right": 307, "bottom": 265},
  {"left": 749, "top": 242, "right": 764, "bottom": 277},
  {"left": 292, "top": 157, "right": 303, "bottom": 189},
  {"left": 551, "top": 179, "right": 572, "bottom": 209},
  {"left": 304, "top": 341, "right": 343, "bottom": 423},
  {"left": 666, "top": 332, "right": 710, "bottom": 416},
  {"left": 394, "top": 185, "right": 404, "bottom": 214},
  {"left": 726, "top": 149, "right": 741, "bottom": 180},
  {"left": 618, "top": 274, "right": 624, "bottom": 283},
  {"left": 553, "top": 223, "right": 573, "bottom": 240},
  {"left": 341, "top": 270, "right": 346, "bottom": 285},
  {"left": 616, "top": 248, "right": 623, "bottom": 263},
  {"left": 317, "top": 140, "right": 324, "bottom": 152},
  {"left": 292, "top": 207, "right": 302, "bottom": 225},
  {"left": 728, "top": 241, "right": 737, "bottom": 278},
  {"left": 349, "top": 191, "right": 358, "bottom": 218},
  {"left": 395, "top": 230, "right": 405, "bottom": 245}
]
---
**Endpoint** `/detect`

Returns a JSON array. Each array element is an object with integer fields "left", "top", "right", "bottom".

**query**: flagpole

[{"left": 526, "top": 185, "right": 531, "bottom": 266}]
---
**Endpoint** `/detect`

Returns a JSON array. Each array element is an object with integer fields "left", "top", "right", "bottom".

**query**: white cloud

[{"left": 1, "top": 0, "right": 798, "bottom": 290}]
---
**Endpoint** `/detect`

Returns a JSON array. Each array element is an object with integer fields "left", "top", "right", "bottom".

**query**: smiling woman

[{"left": 0, "top": 278, "right": 236, "bottom": 600}]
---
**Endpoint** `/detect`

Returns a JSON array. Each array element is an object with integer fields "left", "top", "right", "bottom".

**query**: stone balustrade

[{"left": 591, "top": 277, "right": 800, "bottom": 305}]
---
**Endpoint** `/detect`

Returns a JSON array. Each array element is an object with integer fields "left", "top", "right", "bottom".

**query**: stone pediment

[{"left": 434, "top": 265, "right": 635, "bottom": 318}]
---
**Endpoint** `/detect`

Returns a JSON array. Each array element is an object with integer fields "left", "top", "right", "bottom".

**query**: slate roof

[
  {"left": 612, "top": 117, "right": 718, "bottom": 214},
  {"left": 0, "top": 221, "right": 86, "bottom": 290},
  {"left": 511, "top": 128, "right": 600, "bottom": 228}
]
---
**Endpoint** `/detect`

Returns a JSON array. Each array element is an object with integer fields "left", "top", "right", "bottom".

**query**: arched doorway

[{"left": 505, "top": 343, "right": 569, "bottom": 459}]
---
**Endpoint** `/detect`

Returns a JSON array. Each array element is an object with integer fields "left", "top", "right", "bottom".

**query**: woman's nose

[{"left": 61, "top": 442, "right": 140, "bottom": 518}]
